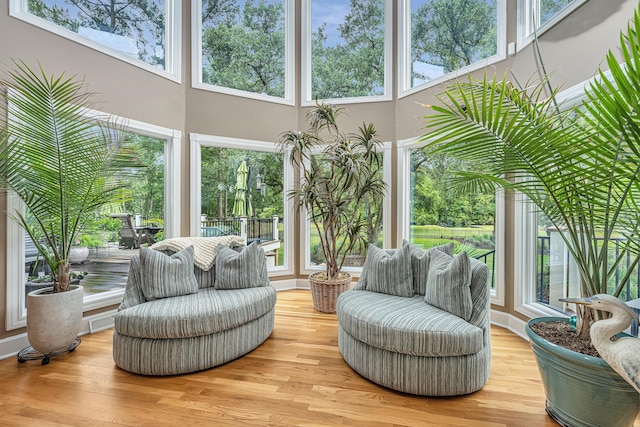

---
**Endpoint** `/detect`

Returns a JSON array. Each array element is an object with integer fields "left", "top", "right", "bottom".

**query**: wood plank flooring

[{"left": 0, "top": 290, "right": 637, "bottom": 426}]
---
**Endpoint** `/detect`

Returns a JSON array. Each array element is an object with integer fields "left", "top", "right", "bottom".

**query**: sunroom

[{"left": 0, "top": 1, "right": 639, "bottom": 425}]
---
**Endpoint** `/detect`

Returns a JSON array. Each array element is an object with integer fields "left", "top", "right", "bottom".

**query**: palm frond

[
  {"left": 0, "top": 60, "right": 140, "bottom": 292},
  {"left": 421, "top": 7, "right": 640, "bottom": 301}
]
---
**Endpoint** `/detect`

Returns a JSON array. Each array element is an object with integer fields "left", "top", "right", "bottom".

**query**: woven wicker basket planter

[{"left": 309, "top": 271, "right": 352, "bottom": 313}]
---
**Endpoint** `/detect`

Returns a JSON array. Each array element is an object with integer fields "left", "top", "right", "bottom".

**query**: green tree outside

[{"left": 27, "top": 0, "right": 165, "bottom": 67}]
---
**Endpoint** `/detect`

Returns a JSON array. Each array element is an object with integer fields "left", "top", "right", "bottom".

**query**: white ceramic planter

[
  {"left": 26, "top": 285, "right": 83, "bottom": 354},
  {"left": 69, "top": 246, "right": 90, "bottom": 264}
]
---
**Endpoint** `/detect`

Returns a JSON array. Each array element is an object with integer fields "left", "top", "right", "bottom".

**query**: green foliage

[
  {"left": 411, "top": 153, "right": 495, "bottom": 227},
  {"left": 26, "top": 0, "right": 165, "bottom": 67},
  {"left": 540, "top": 0, "right": 574, "bottom": 24},
  {"left": 278, "top": 103, "right": 387, "bottom": 280},
  {"left": 201, "top": 0, "right": 285, "bottom": 97},
  {"left": 123, "top": 135, "right": 165, "bottom": 218},
  {"left": 200, "top": 147, "right": 284, "bottom": 220},
  {"left": 312, "top": 0, "right": 385, "bottom": 99},
  {"left": 28, "top": 270, "right": 88, "bottom": 283},
  {"left": 411, "top": 237, "right": 456, "bottom": 249},
  {"left": 0, "top": 60, "right": 140, "bottom": 292},
  {"left": 421, "top": 6, "right": 640, "bottom": 328},
  {"left": 412, "top": 0, "right": 497, "bottom": 75},
  {"left": 77, "top": 234, "right": 102, "bottom": 248}
]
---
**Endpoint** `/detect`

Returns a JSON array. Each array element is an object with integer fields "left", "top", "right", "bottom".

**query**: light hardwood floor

[{"left": 0, "top": 290, "right": 637, "bottom": 426}]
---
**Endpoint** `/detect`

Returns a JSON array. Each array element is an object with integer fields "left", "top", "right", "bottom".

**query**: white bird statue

[{"left": 560, "top": 294, "right": 640, "bottom": 393}]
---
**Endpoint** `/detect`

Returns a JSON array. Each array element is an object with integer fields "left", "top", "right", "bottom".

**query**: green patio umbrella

[{"left": 232, "top": 159, "right": 253, "bottom": 217}]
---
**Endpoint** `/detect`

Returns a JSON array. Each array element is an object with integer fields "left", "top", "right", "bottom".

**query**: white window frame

[
  {"left": 6, "top": 114, "right": 182, "bottom": 330},
  {"left": 300, "top": 141, "right": 392, "bottom": 277},
  {"left": 513, "top": 69, "right": 609, "bottom": 318},
  {"left": 398, "top": 0, "right": 507, "bottom": 98},
  {"left": 397, "top": 137, "right": 506, "bottom": 306},
  {"left": 191, "top": 0, "right": 295, "bottom": 106},
  {"left": 301, "top": 0, "right": 393, "bottom": 106},
  {"left": 9, "top": 0, "right": 182, "bottom": 83},
  {"left": 189, "top": 133, "right": 294, "bottom": 277},
  {"left": 516, "top": 0, "right": 588, "bottom": 53}
]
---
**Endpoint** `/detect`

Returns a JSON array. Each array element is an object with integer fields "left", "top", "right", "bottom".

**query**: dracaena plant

[
  {"left": 0, "top": 60, "right": 140, "bottom": 293},
  {"left": 278, "top": 103, "right": 387, "bottom": 281},
  {"left": 420, "top": 9, "right": 640, "bottom": 338}
]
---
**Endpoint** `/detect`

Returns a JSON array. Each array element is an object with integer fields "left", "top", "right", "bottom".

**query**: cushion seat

[
  {"left": 115, "top": 286, "right": 276, "bottom": 339},
  {"left": 336, "top": 244, "right": 490, "bottom": 396},
  {"left": 337, "top": 291, "right": 483, "bottom": 357},
  {"left": 112, "top": 238, "right": 277, "bottom": 375}
]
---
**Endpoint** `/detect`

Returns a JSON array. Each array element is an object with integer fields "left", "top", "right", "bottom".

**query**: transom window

[
  {"left": 399, "top": 0, "right": 505, "bottom": 96},
  {"left": 192, "top": 0, "right": 295, "bottom": 104},
  {"left": 9, "top": 0, "right": 181, "bottom": 81},
  {"left": 517, "top": 0, "right": 588, "bottom": 50},
  {"left": 302, "top": 0, "right": 392, "bottom": 105}
]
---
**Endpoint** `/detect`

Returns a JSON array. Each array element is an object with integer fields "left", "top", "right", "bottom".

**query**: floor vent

[{"left": 89, "top": 315, "right": 114, "bottom": 334}]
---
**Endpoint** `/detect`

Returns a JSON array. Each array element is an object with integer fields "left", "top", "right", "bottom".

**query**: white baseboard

[
  {"left": 0, "top": 309, "right": 117, "bottom": 361},
  {"left": 269, "top": 278, "right": 299, "bottom": 291},
  {"left": 491, "top": 310, "right": 529, "bottom": 340}
]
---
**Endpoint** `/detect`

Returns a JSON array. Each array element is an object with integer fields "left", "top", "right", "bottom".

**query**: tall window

[
  {"left": 190, "top": 134, "right": 293, "bottom": 274},
  {"left": 23, "top": 133, "right": 166, "bottom": 305},
  {"left": 193, "top": 0, "right": 294, "bottom": 104},
  {"left": 517, "top": 0, "right": 587, "bottom": 49},
  {"left": 302, "top": 0, "right": 392, "bottom": 104},
  {"left": 10, "top": 0, "right": 181, "bottom": 80},
  {"left": 513, "top": 70, "right": 640, "bottom": 318},
  {"left": 410, "top": 150, "right": 496, "bottom": 282},
  {"left": 7, "top": 116, "right": 181, "bottom": 330},
  {"left": 398, "top": 138, "right": 505, "bottom": 305},
  {"left": 303, "top": 143, "right": 392, "bottom": 273},
  {"left": 399, "top": 0, "right": 505, "bottom": 95}
]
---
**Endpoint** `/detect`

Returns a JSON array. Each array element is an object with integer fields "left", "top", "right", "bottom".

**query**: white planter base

[{"left": 26, "top": 285, "right": 83, "bottom": 354}]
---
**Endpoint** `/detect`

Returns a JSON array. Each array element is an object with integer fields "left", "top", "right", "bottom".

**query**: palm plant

[
  {"left": 278, "top": 103, "right": 387, "bottom": 281},
  {"left": 0, "top": 60, "right": 139, "bottom": 293},
  {"left": 420, "top": 9, "right": 640, "bottom": 338}
]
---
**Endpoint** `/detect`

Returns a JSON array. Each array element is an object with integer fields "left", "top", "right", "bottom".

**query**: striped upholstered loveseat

[
  {"left": 112, "top": 237, "right": 277, "bottom": 375},
  {"left": 336, "top": 243, "right": 491, "bottom": 396}
]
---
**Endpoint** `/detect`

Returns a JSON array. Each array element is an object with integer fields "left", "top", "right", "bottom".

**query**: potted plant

[
  {"left": 278, "top": 103, "right": 387, "bottom": 312},
  {"left": 0, "top": 60, "right": 138, "bottom": 358},
  {"left": 419, "top": 8, "right": 640, "bottom": 426}
]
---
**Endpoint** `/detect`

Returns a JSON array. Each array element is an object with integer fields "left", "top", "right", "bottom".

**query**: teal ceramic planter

[{"left": 526, "top": 317, "right": 639, "bottom": 427}]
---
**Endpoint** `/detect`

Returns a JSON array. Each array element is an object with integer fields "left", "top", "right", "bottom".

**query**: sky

[{"left": 311, "top": 0, "right": 351, "bottom": 46}]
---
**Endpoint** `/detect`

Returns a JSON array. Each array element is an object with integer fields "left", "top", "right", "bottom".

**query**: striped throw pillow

[
  {"left": 406, "top": 240, "right": 454, "bottom": 295},
  {"left": 215, "top": 241, "right": 267, "bottom": 289},
  {"left": 362, "top": 243, "right": 413, "bottom": 297},
  {"left": 424, "top": 250, "right": 473, "bottom": 321},
  {"left": 139, "top": 246, "right": 198, "bottom": 301}
]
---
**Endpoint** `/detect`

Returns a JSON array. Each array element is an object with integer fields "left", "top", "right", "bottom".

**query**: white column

[{"left": 272, "top": 216, "right": 279, "bottom": 241}]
